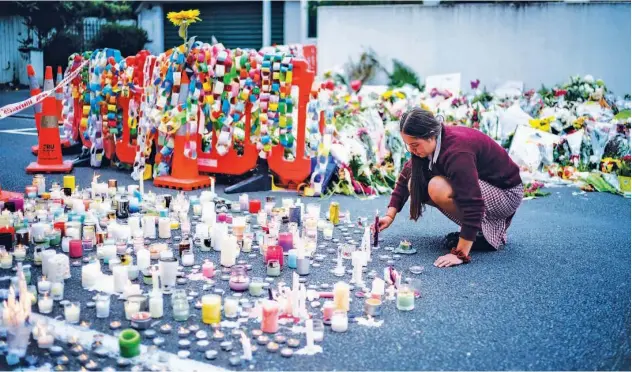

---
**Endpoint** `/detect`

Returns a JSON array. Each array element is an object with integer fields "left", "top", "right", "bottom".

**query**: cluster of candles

[{"left": 0, "top": 173, "right": 418, "bottom": 366}]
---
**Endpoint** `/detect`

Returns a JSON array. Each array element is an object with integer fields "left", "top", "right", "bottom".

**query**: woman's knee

[{"left": 428, "top": 176, "right": 453, "bottom": 203}]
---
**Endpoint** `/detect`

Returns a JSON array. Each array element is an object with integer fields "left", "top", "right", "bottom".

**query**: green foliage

[
  {"left": 91, "top": 24, "right": 149, "bottom": 58},
  {"left": 388, "top": 59, "right": 422, "bottom": 91},
  {"left": 344, "top": 49, "right": 383, "bottom": 85},
  {"left": 43, "top": 32, "right": 83, "bottom": 71}
]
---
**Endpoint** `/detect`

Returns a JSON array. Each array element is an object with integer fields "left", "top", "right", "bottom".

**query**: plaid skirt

[{"left": 423, "top": 180, "right": 524, "bottom": 249}]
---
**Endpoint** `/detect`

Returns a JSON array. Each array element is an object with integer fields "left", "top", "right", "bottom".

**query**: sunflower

[{"left": 167, "top": 9, "right": 201, "bottom": 27}]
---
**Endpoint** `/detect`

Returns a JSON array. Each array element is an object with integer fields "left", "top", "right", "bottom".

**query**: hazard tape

[{"left": 0, "top": 60, "right": 89, "bottom": 120}]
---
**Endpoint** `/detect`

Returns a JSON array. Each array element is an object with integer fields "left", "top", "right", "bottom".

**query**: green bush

[
  {"left": 92, "top": 23, "right": 149, "bottom": 57},
  {"left": 44, "top": 32, "right": 83, "bottom": 71}
]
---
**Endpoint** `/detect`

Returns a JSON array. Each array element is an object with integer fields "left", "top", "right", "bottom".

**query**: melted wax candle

[{"left": 261, "top": 300, "right": 279, "bottom": 333}]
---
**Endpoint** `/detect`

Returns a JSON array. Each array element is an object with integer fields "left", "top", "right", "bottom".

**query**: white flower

[{"left": 583, "top": 75, "right": 595, "bottom": 83}]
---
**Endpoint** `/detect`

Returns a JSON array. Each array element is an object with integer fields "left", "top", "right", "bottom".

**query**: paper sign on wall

[{"left": 425, "top": 73, "right": 461, "bottom": 95}]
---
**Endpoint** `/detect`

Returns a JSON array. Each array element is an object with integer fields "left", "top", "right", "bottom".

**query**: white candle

[
  {"left": 38, "top": 295, "right": 53, "bottom": 314},
  {"left": 158, "top": 217, "right": 170, "bottom": 239},
  {"left": 305, "top": 318, "right": 315, "bottom": 349},
  {"left": 220, "top": 235, "right": 238, "bottom": 267},
  {"left": 82, "top": 262, "right": 100, "bottom": 289},
  {"left": 371, "top": 277, "right": 385, "bottom": 297},
  {"left": 102, "top": 244, "right": 117, "bottom": 262},
  {"left": 41, "top": 249, "right": 56, "bottom": 277},
  {"left": 124, "top": 300, "right": 141, "bottom": 320},
  {"left": 96, "top": 295, "right": 110, "bottom": 318},
  {"left": 37, "top": 277, "right": 51, "bottom": 293},
  {"left": 201, "top": 202, "right": 216, "bottom": 225},
  {"left": 181, "top": 251, "right": 194, "bottom": 267},
  {"left": 51, "top": 281, "right": 64, "bottom": 300},
  {"left": 239, "top": 194, "right": 249, "bottom": 211},
  {"left": 0, "top": 252, "right": 12, "bottom": 269},
  {"left": 128, "top": 216, "right": 141, "bottom": 234},
  {"left": 224, "top": 297, "right": 238, "bottom": 318},
  {"left": 212, "top": 223, "right": 228, "bottom": 252},
  {"left": 142, "top": 215, "right": 156, "bottom": 238},
  {"left": 149, "top": 292, "right": 164, "bottom": 318},
  {"left": 37, "top": 328, "right": 54, "bottom": 349},
  {"left": 210, "top": 177, "right": 216, "bottom": 196},
  {"left": 64, "top": 303, "right": 81, "bottom": 323},
  {"left": 240, "top": 331, "right": 252, "bottom": 361},
  {"left": 113, "top": 265, "right": 128, "bottom": 293},
  {"left": 351, "top": 251, "right": 365, "bottom": 287},
  {"left": 195, "top": 223, "right": 209, "bottom": 239},
  {"left": 137, "top": 248, "right": 150, "bottom": 271},
  {"left": 331, "top": 311, "right": 348, "bottom": 332}
]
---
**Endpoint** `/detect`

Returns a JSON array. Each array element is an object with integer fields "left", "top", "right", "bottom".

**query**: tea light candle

[
  {"left": 261, "top": 300, "right": 279, "bottom": 333},
  {"left": 331, "top": 310, "right": 348, "bottom": 332},
  {"left": 38, "top": 293, "right": 53, "bottom": 314},
  {"left": 64, "top": 302, "right": 81, "bottom": 323},
  {"left": 63, "top": 175, "right": 75, "bottom": 190},
  {"left": 201, "top": 294, "right": 222, "bottom": 325},
  {"left": 224, "top": 297, "right": 239, "bottom": 318},
  {"left": 158, "top": 217, "right": 170, "bottom": 239},
  {"left": 37, "top": 327, "right": 54, "bottom": 349},
  {"left": 333, "top": 282, "right": 350, "bottom": 312}
]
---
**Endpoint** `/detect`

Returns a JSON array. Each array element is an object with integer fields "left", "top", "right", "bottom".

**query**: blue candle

[
  {"left": 287, "top": 249, "right": 297, "bottom": 269},
  {"left": 129, "top": 199, "right": 140, "bottom": 214}
]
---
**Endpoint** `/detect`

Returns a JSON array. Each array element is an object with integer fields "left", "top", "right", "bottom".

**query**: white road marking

[
  {"left": 31, "top": 313, "right": 228, "bottom": 371},
  {"left": 0, "top": 128, "right": 38, "bottom": 136}
]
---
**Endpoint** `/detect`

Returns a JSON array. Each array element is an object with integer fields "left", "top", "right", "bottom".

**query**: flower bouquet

[
  {"left": 617, "top": 154, "right": 631, "bottom": 192},
  {"left": 523, "top": 182, "right": 550, "bottom": 198}
]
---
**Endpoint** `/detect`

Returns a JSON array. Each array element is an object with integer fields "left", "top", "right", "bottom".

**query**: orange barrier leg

[
  {"left": 267, "top": 59, "right": 313, "bottom": 187},
  {"left": 197, "top": 102, "right": 258, "bottom": 175},
  {"left": 26, "top": 68, "right": 73, "bottom": 174},
  {"left": 115, "top": 96, "right": 137, "bottom": 165},
  {"left": 154, "top": 131, "right": 211, "bottom": 191}
]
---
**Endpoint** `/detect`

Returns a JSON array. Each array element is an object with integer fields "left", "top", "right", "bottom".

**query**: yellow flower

[
  {"left": 529, "top": 116, "right": 554, "bottom": 132},
  {"left": 573, "top": 116, "right": 586, "bottom": 129},
  {"left": 167, "top": 9, "right": 201, "bottom": 27}
]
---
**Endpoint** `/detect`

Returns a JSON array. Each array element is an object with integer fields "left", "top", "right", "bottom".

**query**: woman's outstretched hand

[
  {"left": 434, "top": 253, "right": 464, "bottom": 268},
  {"left": 372, "top": 216, "right": 394, "bottom": 232}
]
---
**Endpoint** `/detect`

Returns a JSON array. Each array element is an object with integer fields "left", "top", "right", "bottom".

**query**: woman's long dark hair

[{"left": 399, "top": 107, "right": 442, "bottom": 221}]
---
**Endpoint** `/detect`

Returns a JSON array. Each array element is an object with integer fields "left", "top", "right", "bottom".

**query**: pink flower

[{"left": 470, "top": 79, "right": 480, "bottom": 89}]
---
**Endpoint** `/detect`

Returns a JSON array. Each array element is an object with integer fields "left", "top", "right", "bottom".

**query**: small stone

[
  {"left": 265, "top": 277, "right": 275, "bottom": 283},
  {"left": 205, "top": 350, "right": 218, "bottom": 360},
  {"left": 256, "top": 335, "right": 269, "bottom": 345},
  {"left": 177, "top": 350, "right": 190, "bottom": 359},
  {"left": 178, "top": 340, "right": 191, "bottom": 349},
  {"left": 59, "top": 300, "right": 70, "bottom": 307},
  {"left": 326, "top": 248, "right": 336, "bottom": 254},
  {"left": 281, "top": 348, "right": 294, "bottom": 358},
  {"left": 144, "top": 329, "right": 157, "bottom": 339},
  {"left": 86, "top": 301, "right": 96, "bottom": 308},
  {"left": 197, "top": 340, "right": 210, "bottom": 350},
  {"left": 308, "top": 284, "right": 318, "bottom": 290},
  {"left": 102, "top": 368, "right": 116, "bottom": 372},
  {"left": 117, "top": 358, "right": 131, "bottom": 367},
  {"left": 384, "top": 246, "right": 394, "bottom": 251},
  {"left": 287, "top": 338, "right": 300, "bottom": 348},
  {"left": 266, "top": 342, "right": 279, "bottom": 352},
  {"left": 193, "top": 265, "right": 201, "bottom": 269},
  {"left": 346, "top": 269, "right": 354, "bottom": 275},
  {"left": 274, "top": 335, "right": 287, "bottom": 344},
  {"left": 153, "top": 337, "right": 165, "bottom": 346},
  {"left": 213, "top": 331, "right": 225, "bottom": 341},
  {"left": 160, "top": 324, "right": 172, "bottom": 333},
  {"left": 332, "top": 239, "right": 340, "bottom": 243},
  {"left": 248, "top": 253, "right": 257, "bottom": 259},
  {"left": 220, "top": 341, "right": 233, "bottom": 351},
  {"left": 314, "top": 256, "right": 324, "bottom": 262}
]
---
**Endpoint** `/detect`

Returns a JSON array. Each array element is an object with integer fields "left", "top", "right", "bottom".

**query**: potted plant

[{"left": 618, "top": 154, "right": 631, "bottom": 192}]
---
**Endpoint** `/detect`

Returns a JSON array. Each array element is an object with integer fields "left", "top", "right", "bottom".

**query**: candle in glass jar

[
  {"left": 181, "top": 250, "right": 194, "bottom": 267},
  {"left": 37, "top": 276, "right": 51, "bottom": 293},
  {"left": 232, "top": 217, "right": 246, "bottom": 240},
  {"left": 113, "top": 265, "right": 128, "bottom": 293},
  {"left": 248, "top": 199, "right": 261, "bottom": 214},
  {"left": 38, "top": 293, "right": 53, "bottom": 314},
  {"left": 333, "top": 282, "right": 350, "bottom": 312},
  {"left": 265, "top": 245, "right": 284, "bottom": 267},
  {"left": 158, "top": 217, "right": 170, "bottom": 239},
  {"left": 261, "top": 300, "right": 279, "bottom": 333},
  {"left": 149, "top": 292, "right": 163, "bottom": 318},
  {"left": 224, "top": 297, "right": 239, "bottom": 319},
  {"left": 13, "top": 245, "right": 26, "bottom": 261},
  {"left": 239, "top": 194, "right": 249, "bottom": 210},
  {"left": 69, "top": 239, "right": 82, "bottom": 258},
  {"left": 51, "top": 281, "right": 64, "bottom": 300},
  {"left": 96, "top": 294, "right": 110, "bottom": 318},
  {"left": 331, "top": 310, "right": 348, "bottom": 332},
  {"left": 248, "top": 277, "right": 264, "bottom": 296},
  {"left": 396, "top": 286, "right": 415, "bottom": 311},
  {"left": 64, "top": 302, "right": 81, "bottom": 323},
  {"left": 124, "top": 299, "right": 141, "bottom": 320},
  {"left": 323, "top": 222, "right": 334, "bottom": 240},
  {"left": 142, "top": 216, "right": 156, "bottom": 238},
  {"left": 322, "top": 301, "right": 335, "bottom": 321},
  {"left": 202, "top": 261, "right": 215, "bottom": 278},
  {"left": 136, "top": 248, "right": 150, "bottom": 271},
  {"left": 201, "top": 294, "right": 221, "bottom": 325},
  {"left": 0, "top": 251, "right": 12, "bottom": 269},
  {"left": 37, "top": 327, "right": 54, "bottom": 349},
  {"left": 278, "top": 232, "right": 293, "bottom": 253}
]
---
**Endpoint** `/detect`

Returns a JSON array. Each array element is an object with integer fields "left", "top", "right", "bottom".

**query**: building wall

[
  {"left": 0, "top": 16, "right": 31, "bottom": 86},
  {"left": 284, "top": 1, "right": 302, "bottom": 44},
  {"left": 317, "top": 3, "right": 632, "bottom": 94},
  {"left": 137, "top": 4, "right": 164, "bottom": 55}
]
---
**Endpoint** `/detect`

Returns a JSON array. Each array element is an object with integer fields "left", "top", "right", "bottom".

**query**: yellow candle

[
  {"left": 201, "top": 294, "right": 221, "bottom": 325},
  {"left": 63, "top": 175, "right": 75, "bottom": 190},
  {"left": 333, "top": 282, "right": 350, "bottom": 312},
  {"left": 170, "top": 220, "right": 180, "bottom": 230}
]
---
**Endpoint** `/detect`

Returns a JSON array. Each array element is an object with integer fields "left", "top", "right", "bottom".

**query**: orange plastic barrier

[
  {"left": 197, "top": 102, "right": 258, "bottom": 175},
  {"left": 26, "top": 67, "right": 73, "bottom": 174},
  {"left": 267, "top": 59, "right": 314, "bottom": 188},
  {"left": 0, "top": 184, "right": 23, "bottom": 203},
  {"left": 302, "top": 45, "right": 317, "bottom": 75}
]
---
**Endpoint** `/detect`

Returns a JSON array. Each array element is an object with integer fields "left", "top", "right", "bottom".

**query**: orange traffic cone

[
  {"left": 26, "top": 67, "right": 73, "bottom": 174},
  {"left": 55, "top": 66, "right": 63, "bottom": 124},
  {"left": 154, "top": 71, "right": 210, "bottom": 191},
  {"left": 27, "top": 65, "right": 43, "bottom": 155},
  {"left": 31, "top": 66, "right": 72, "bottom": 155}
]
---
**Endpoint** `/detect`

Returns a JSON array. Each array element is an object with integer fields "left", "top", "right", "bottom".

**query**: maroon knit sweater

[{"left": 388, "top": 125, "right": 522, "bottom": 241}]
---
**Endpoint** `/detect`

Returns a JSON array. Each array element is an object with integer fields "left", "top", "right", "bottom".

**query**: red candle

[
  {"left": 54, "top": 221, "right": 66, "bottom": 236},
  {"left": 0, "top": 225, "right": 15, "bottom": 240},
  {"left": 69, "top": 239, "right": 83, "bottom": 258},
  {"left": 217, "top": 213, "right": 227, "bottom": 223},
  {"left": 265, "top": 245, "right": 283, "bottom": 267},
  {"left": 261, "top": 300, "right": 279, "bottom": 333},
  {"left": 322, "top": 301, "right": 335, "bottom": 321},
  {"left": 248, "top": 199, "right": 261, "bottom": 214}
]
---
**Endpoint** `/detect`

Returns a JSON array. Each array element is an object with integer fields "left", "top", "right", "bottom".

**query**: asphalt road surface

[{"left": 0, "top": 115, "right": 630, "bottom": 371}]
